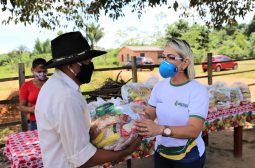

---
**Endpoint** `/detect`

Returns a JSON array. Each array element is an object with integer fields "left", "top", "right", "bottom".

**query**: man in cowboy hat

[{"left": 35, "top": 31, "right": 141, "bottom": 168}]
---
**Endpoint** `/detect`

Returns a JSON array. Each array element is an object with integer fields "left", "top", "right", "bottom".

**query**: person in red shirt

[{"left": 19, "top": 58, "right": 48, "bottom": 130}]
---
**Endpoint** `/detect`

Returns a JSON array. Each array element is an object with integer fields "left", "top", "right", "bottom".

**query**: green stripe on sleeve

[{"left": 189, "top": 115, "right": 205, "bottom": 120}]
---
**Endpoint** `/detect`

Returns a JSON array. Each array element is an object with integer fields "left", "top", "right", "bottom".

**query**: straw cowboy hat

[{"left": 45, "top": 31, "right": 106, "bottom": 68}]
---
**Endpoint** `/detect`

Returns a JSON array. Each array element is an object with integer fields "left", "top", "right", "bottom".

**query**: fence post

[
  {"left": 131, "top": 56, "right": 138, "bottom": 82},
  {"left": 18, "top": 63, "right": 28, "bottom": 131},
  {"left": 207, "top": 53, "right": 213, "bottom": 85},
  {"left": 203, "top": 53, "right": 213, "bottom": 146}
]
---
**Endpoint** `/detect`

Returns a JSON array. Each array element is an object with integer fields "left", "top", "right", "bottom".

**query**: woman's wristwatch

[{"left": 162, "top": 126, "right": 172, "bottom": 137}]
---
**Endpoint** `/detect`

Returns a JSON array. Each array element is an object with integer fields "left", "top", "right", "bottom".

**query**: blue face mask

[{"left": 159, "top": 60, "right": 178, "bottom": 78}]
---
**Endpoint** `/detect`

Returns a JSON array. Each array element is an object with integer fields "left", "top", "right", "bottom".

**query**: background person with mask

[
  {"left": 135, "top": 38, "right": 209, "bottom": 168},
  {"left": 35, "top": 31, "right": 141, "bottom": 168},
  {"left": 19, "top": 58, "right": 48, "bottom": 130}
]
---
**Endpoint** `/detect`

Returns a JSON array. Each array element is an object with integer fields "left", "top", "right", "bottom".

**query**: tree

[
  {"left": 1, "top": 0, "right": 254, "bottom": 29},
  {"left": 165, "top": 20, "right": 189, "bottom": 39},
  {"left": 248, "top": 33, "right": 255, "bottom": 58},
  {"left": 17, "top": 45, "right": 29, "bottom": 54},
  {"left": 246, "top": 15, "right": 255, "bottom": 36},
  {"left": 34, "top": 38, "right": 43, "bottom": 54},
  {"left": 34, "top": 38, "right": 51, "bottom": 54},
  {"left": 85, "top": 23, "right": 104, "bottom": 49}
]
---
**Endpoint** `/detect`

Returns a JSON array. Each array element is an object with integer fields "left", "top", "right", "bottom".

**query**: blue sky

[{"left": 0, "top": 5, "right": 254, "bottom": 54}]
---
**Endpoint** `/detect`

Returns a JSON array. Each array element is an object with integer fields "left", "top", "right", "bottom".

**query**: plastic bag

[
  {"left": 229, "top": 88, "right": 243, "bottom": 107},
  {"left": 208, "top": 83, "right": 231, "bottom": 110},
  {"left": 121, "top": 83, "right": 152, "bottom": 103},
  {"left": 88, "top": 97, "right": 107, "bottom": 119},
  {"left": 92, "top": 113, "right": 131, "bottom": 132},
  {"left": 208, "top": 92, "right": 217, "bottom": 114},
  {"left": 231, "top": 82, "right": 251, "bottom": 105},
  {"left": 91, "top": 115, "right": 138, "bottom": 151},
  {"left": 92, "top": 123, "right": 121, "bottom": 148},
  {"left": 121, "top": 76, "right": 158, "bottom": 103}
]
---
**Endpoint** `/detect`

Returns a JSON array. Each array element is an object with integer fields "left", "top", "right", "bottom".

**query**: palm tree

[{"left": 85, "top": 23, "right": 104, "bottom": 49}]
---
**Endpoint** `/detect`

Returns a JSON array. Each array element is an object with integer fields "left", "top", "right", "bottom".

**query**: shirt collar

[{"left": 54, "top": 69, "right": 80, "bottom": 91}]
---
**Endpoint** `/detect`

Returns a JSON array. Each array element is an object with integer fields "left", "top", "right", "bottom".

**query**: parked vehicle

[
  {"left": 125, "top": 57, "right": 153, "bottom": 66},
  {"left": 124, "top": 57, "right": 154, "bottom": 71},
  {"left": 202, "top": 55, "right": 238, "bottom": 72}
]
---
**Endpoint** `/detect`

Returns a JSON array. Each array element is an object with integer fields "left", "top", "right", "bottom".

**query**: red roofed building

[{"left": 118, "top": 46, "right": 164, "bottom": 65}]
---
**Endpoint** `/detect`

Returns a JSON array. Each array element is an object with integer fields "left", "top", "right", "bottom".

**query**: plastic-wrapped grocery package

[
  {"left": 231, "top": 82, "right": 251, "bottom": 105},
  {"left": 208, "top": 83, "right": 231, "bottom": 110},
  {"left": 92, "top": 113, "right": 131, "bottom": 132},
  {"left": 208, "top": 92, "right": 217, "bottom": 114},
  {"left": 91, "top": 115, "right": 138, "bottom": 151},
  {"left": 121, "top": 76, "right": 158, "bottom": 103},
  {"left": 130, "top": 100, "right": 146, "bottom": 113},
  {"left": 121, "top": 83, "right": 152, "bottom": 103},
  {"left": 87, "top": 97, "right": 106, "bottom": 119},
  {"left": 88, "top": 97, "right": 124, "bottom": 119},
  {"left": 90, "top": 102, "right": 139, "bottom": 151},
  {"left": 92, "top": 123, "right": 121, "bottom": 148},
  {"left": 229, "top": 87, "right": 243, "bottom": 107}
]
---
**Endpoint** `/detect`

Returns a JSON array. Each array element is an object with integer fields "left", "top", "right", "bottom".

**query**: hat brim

[{"left": 45, "top": 50, "right": 107, "bottom": 69}]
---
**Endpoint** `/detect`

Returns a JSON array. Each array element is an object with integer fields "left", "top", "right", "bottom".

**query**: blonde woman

[{"left": 136, "top": 38, "right": 209, "bottom": 168}]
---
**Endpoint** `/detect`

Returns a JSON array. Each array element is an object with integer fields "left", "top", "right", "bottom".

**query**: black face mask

[{"left": 76, "top": 62, "right": 94, "bottom": 84}]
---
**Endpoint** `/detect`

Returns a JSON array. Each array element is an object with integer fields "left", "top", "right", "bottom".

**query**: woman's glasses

[{"left": 162, "top": 54, "right": 183, "bottom": 61}]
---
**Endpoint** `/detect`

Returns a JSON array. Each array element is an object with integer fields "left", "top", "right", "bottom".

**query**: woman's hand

[{"left": 135, "top": 119, "right": 164, "bottom": 137}]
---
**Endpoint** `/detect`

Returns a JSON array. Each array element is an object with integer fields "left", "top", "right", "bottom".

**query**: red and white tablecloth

[{"left": 4, "top": 130, "right": 43, "bottom": 168}]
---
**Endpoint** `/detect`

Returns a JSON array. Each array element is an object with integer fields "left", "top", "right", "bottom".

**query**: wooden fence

[{"left": 0, "top": 54, "right": 255, "bottom": 149}]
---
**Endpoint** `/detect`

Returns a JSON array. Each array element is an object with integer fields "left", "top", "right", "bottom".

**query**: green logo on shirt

[{"left": 174, "top": 100, "right": 188, "bottom": 108}]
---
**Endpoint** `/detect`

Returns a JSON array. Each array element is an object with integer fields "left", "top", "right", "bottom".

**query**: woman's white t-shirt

[{"left": 148, "top": 79, "right": 209, "bottom": 157}]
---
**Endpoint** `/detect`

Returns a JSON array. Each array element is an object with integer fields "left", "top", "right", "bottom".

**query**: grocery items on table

[
  {"left": 231, "top": 82, "right": 251, "bottom": 105},
  {"left": 207, "top": 82, "right": 251, "bottom": 113}
]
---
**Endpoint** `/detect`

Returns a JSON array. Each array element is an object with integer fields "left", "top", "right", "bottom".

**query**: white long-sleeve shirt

[{"left": 35, "top": 69, "right": 96, "bottom": 168}]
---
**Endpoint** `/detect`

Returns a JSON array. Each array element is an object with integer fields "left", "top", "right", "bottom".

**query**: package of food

[
  {"left": 92, "top": 123, "right": 121, "bottom": 148},
  {"left": 121, "top": 83, "right": 152, "bottom": 103},
  {"left": 208, "top": 92, "right": 217, "bottom": 114},
  {"left": 95, "top": 102, "right": 116, "bottom": 117},
  {"left": 91, "top": 117, "right": 138, "bottom": 151},
  {"left": 208, "top": 84, "right": 230, "bottom": 110},
  {"left": 88, "top": 97, "right": 124, "bottom": 119},
  {"left": 120, "top": 120, "right": 137, "bottom": 137},
  {"left": 231, "top": 82, "right": 251, "bottom": 105},
  {"left": 87, "top": 97, "right": 107, "bottom": 119},
  {"left": 130, "top": 100, "right": 146, "bottom": 113},
  {"left": 113, "top": 133, "right": 137, "bottom": 151},
  {"left": 229, "top": 88, "right": 243, "bottom": 107},
  {"left": 92, "top": 113, "right": 131, "bottom": 132}
]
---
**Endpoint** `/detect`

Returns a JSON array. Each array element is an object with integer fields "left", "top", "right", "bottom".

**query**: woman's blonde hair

[{"left": 165, "top": 38, "right": 195, "bottom": 80}]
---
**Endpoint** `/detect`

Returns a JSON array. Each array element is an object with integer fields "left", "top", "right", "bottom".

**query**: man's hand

[
  {"left": 124, "top": 136, "right": 142, "bottom": 155},
  {"left": 89, "top": 125, "right": 99, "bottom": 141}
]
